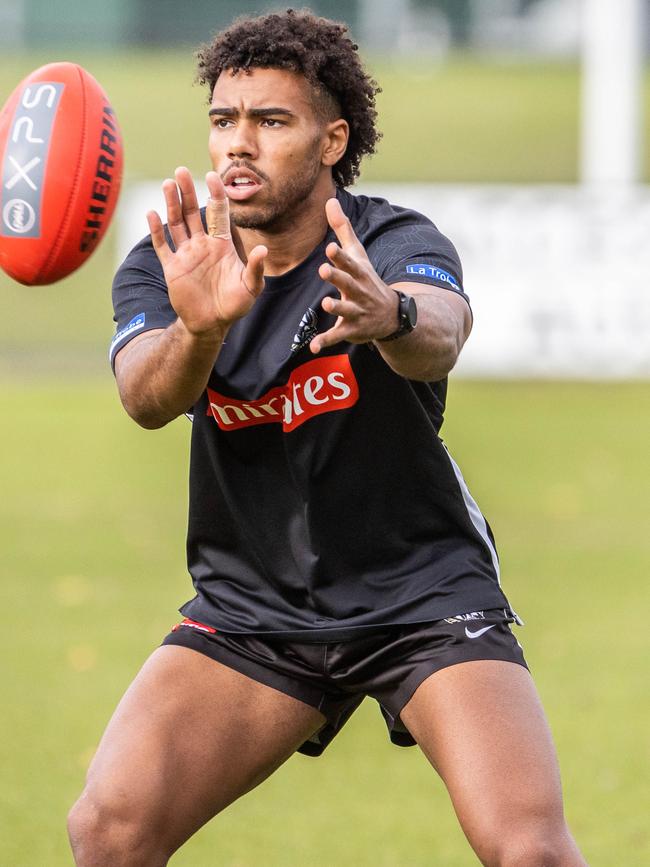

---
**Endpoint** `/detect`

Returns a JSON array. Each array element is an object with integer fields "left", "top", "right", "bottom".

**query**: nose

[{"left": 227, "top": 120, "right": 258, "bottom": 160}]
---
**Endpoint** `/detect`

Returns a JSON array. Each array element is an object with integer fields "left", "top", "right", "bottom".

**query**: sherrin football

[{"left": 0, "top": 62, "right": 123, "bottom": 285}]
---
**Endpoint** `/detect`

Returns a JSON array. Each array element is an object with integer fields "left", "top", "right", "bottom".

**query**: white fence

[{"left": 118, "top": 182, "right": 650, "bottom": 379}]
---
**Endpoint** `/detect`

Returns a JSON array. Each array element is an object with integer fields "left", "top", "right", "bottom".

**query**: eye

[
  {"left": 261, "top": 118, "right": 284, "bottom": 128},
  {"left": 211, "top": 118, "right": 233, "bottom": 129}
]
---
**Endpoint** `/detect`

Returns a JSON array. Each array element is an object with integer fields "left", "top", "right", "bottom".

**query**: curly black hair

[{"left": 196, "top": 8, "right": 381, "bottom": 187}]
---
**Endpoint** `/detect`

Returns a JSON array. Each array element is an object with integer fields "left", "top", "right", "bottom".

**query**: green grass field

[{"left": 1, "top": 51, "right": 649, "bottom": 864}]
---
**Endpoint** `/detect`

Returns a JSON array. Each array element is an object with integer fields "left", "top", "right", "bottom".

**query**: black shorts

[{"left": 162, "top": 608, "right": 527, "bottom": 756}]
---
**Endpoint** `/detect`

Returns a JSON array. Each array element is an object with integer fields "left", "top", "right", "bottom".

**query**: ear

[{"left": 321, "top": 119, "right": 349, "bottom": 167}]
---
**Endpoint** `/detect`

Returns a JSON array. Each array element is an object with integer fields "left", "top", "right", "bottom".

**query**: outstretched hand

[
  {"left": 147, "top": 167, "right": 267, "bottom": 336},
  {"left": 310, "top": 198, "right": 398, "bottom": 354}
]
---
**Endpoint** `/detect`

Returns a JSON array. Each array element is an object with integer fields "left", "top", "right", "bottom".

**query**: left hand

[{"left": 310, "top": 198, "right": 399, "bottom": 354}]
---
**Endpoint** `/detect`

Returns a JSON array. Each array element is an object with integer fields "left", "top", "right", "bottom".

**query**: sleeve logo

[
  {"left": 406, "top": 263, "right": 459, "bottom": 287},
  {"left": 207, "top": 354, "right": 359, "bottom": 433},
  {"left": 108, "top": 312, "right": 146, "bottom": 361}
]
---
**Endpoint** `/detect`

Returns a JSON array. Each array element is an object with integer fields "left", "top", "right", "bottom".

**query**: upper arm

[
  {"left": 365, "top": 209, "right": 473, "bottom": 358},
  {"left": 113, "top": 328, "right": 166, "bottom": 383},
  {"left": 367, "top": 210, "right": 469, "bottom": 301},
  {"left": 109, "top": 234, "right": 177, "bottom": 372}
]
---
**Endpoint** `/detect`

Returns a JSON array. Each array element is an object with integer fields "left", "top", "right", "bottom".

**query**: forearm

[
  {"left": 374, "top": 291, "right": 468, "bottom": 382},
  {"left": 116, "top": 318, "right": 227, "bottom": 429}
]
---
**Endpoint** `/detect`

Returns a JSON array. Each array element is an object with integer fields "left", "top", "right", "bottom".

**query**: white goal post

[{"left": 580, "top": 0, "right": 645, "bottom": 185}]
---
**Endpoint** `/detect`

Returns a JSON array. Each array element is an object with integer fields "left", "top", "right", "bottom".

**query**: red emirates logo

[{"left": 207, "top": 354, "right": 359, "bottom": 432}]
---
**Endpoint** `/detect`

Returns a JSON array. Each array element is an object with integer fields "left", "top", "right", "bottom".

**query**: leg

[
  {"left": 68, "top": 645, "right": 325, "bottom": 867},
  {"left": 400, "top": 661, "right": 587, "bottom": 867}
]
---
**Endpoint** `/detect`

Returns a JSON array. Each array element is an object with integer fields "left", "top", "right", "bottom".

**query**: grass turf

[{"left": 0, "top": 379, "right": 648, "bottom": 865}]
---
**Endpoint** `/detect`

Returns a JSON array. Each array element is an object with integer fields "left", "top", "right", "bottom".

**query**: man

[{"left": 68, "top": 10, "right": 586, "bottom": 866}]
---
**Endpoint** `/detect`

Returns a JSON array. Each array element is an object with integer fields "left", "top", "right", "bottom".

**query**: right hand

[{"left": 146, "top": 167, "right": 267, "bottom": 336}]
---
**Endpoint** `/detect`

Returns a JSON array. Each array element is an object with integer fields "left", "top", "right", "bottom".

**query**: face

[{"left": 208, "top": 67, "right": 338, "bottom": 230}]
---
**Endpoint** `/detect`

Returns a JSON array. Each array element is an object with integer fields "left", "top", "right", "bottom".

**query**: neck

[{"left": 237, "top": 175, "right": 338, "bottom": 276}]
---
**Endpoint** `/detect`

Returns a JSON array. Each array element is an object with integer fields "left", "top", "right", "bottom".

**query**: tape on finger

[{"left": 206, "top": 196, "right": 231, "bottom": 239}]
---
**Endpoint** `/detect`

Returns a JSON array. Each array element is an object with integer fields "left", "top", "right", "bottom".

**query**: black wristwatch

[{"left": 377, "top": 291, "right": 418, "bottom": 342}]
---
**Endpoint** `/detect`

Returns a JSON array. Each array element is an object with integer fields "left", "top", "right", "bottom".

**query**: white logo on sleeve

[
  {"left": 464, "top": 624, "right": 496, "bottom": 639},
  {"left": 108, "top": 312, "right": 146, "bottom": 362}
]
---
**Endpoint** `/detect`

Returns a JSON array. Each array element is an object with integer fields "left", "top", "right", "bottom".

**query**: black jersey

[{"left": 111, "top": 188, "right": 510, "bottom": 640}]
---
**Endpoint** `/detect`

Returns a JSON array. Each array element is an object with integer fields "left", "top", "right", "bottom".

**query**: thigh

[
  {"left": 400, "top": 660, "right": 574, "bottom": 862},
  {"left": 81, "top": 644, "right": 325, "bottom": 853}
]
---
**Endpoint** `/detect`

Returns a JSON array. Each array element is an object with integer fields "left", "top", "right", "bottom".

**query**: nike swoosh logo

[{"left": 464, "top": 625, "right": 496, "bottom": 639}]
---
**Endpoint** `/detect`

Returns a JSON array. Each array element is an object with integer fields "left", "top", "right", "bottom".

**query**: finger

[
  {"left": 326, "top": 241, "right": 366, "bottom": 279},
  {"left": 319, "top": 262, "right": 361, "bottom": 297},
  {"left": 243, "top": 244, "right": 268, "bottom": 297},
  {"left": 146, "top": 210, "right": 173, "bottom": 267},
  {"left": 325, "top": 198, "right": 367, "bottom": 255},
  {"left": 206, "top": 197, "right": 230, "bottom": 239},
  {"left": 162, "top": 178, "right": 189, "bottom": 249},
  {"left": 321, "top": 296, "right": 358, "bottom": 320},
  {"left": 174, "top": 166, "right": 204, "bottom": 236},
  {"left": 206, "top": 171, "right": 231, "bottom": 239},
  {"left": 206, "top": 170, "right": 226, "bottom": 200},
  {"left": 310, "top": 322, "right": 348, "bottom": 355}
]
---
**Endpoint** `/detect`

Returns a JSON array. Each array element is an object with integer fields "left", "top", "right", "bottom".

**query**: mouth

[{"left": 223, "top": 167, "right": 264, "bottom": 202}]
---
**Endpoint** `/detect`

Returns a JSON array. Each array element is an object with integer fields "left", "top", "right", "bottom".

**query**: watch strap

[{"left": 377, "top": 291, "right": 417, "bottom": 342}]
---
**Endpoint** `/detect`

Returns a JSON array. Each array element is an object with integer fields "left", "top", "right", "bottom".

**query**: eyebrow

[{"left": 208, "top": 107, "right": 296, "bottom": 118}]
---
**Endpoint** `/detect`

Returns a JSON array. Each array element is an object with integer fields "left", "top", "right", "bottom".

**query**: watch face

[
  {"left": 406, "top": 295, "right": 418, "bottom": 329},
  {"left": 378, "top": 292, "right": 417, "bottom": 341}
]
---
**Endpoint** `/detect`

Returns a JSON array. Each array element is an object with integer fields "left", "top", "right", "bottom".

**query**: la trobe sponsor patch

[
  {"left": 109, "top": 313, "right": 146, "bottom": 362},
  {"left": 406, "top": 263, "right": 459, "bottom": 288}
]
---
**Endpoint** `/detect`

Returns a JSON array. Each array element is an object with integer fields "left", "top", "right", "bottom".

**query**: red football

[{"left": 0, "top": 62, "right": 123, "bottom": 285}]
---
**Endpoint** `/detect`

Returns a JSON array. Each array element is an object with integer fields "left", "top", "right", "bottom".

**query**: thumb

[{"left": 244, "top": 245, "right": 268, "bottom": 296}]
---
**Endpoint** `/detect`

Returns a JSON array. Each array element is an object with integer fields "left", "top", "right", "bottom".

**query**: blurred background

[{"left": 1, "top": 1, "right": 648, "bottom": 865}]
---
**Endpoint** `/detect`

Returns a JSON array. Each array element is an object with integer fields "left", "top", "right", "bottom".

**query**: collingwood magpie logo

[{"left": 291, "top": 307, "right": 318, "bottom": 352}]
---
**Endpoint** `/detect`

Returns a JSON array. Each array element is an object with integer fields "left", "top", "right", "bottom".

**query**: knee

[
  {"left": 482, "top": 826, "right": 579, "bottom": 867},
  {"left": 67, "top": 791, "right": 170, "bottom": 867}
]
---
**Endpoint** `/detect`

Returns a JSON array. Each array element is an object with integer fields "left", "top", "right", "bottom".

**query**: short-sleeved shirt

[{"left": 110, "top": 188, "right": 510, "bottom": 641}]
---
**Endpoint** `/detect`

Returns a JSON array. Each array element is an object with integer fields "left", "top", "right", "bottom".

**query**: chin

[
  {"left": 231, "top": 214, "right": 269, "bottom": 230},
  {"left": 231, "top": 206, "right": 285, "bottom": 231}
]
